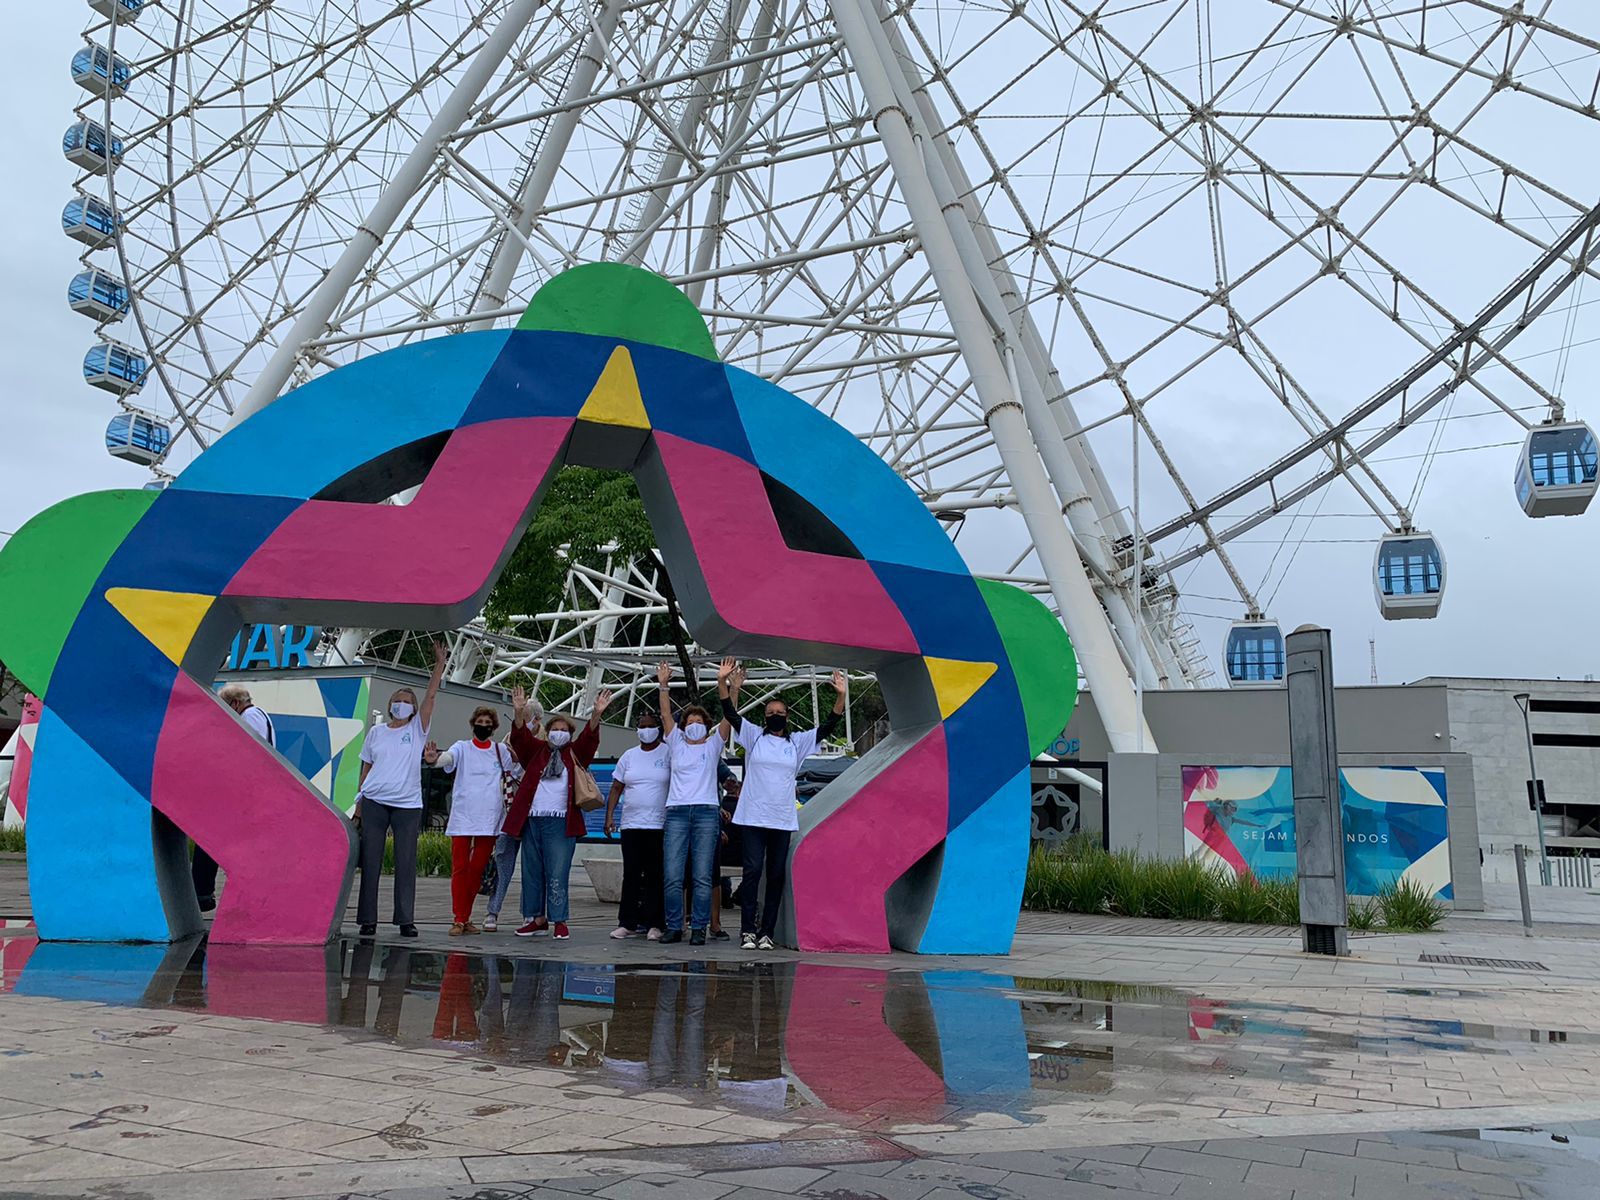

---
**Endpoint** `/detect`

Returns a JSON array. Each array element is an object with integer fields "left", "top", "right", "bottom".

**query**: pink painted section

[
  {"left": 204, "top": 943, "right": 334, "bottom": 1024},
  {"left": 785, "top": 965, "right": 947, "bottom": 1120},
  {"left": 7, "top": 695, "right": 41, "bottom": 821},
  {"left": 151, "top": 673, "right": 354, "bottom": 944},
  {"left": 225, "top": 417, "right": 569, "bottom": 609},
  {"left": 790, "top": 727, "right": 948, "bottom": 953},
  {"left": 654, "top": 434, "right": 919, "bottom": 655},
  {"left": 1183, "top": 796, "right": 1250, "bottom": 877},
  {"left": 1, "top": 925, "right": 37, "bottom": 992}
]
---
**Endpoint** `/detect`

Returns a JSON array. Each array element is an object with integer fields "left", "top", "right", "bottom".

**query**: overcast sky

[{"left": 3, "top": 6, "right": 1596, "bottom": 694}]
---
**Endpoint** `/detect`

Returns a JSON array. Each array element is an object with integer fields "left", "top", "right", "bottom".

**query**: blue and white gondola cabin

[
  {"left": 83, "top": 341, "right": 148, "bottom": 396},
  {"left": 63, "top": 121, "right": 123, "bottom": 174},
  {"left": 1515, "top": 421, "right": 1597, "bottom": 518},
  {"left": 62, "top": 194, "right": 120, "bottom": 247},
  {"left": 1224, "top": 619, "right": 1286, "bottom": 687},
  {"left": 68, "top": 269, "right": 130, "bottom": 323},
  {"left": 1374, "top": 531, "right": 1445, "bottom": 620},
  {"left": 88, "top": 0, "right": 144, "bottom": 21},
  {"left": 105, "top": 411, "right": 172, "bottom": 466},
  {"left": 72, "top": 45, "right": 131, "bottom": 98}
]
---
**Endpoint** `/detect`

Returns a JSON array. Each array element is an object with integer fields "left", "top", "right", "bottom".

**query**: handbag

[{"left": 573, "top": 765, "right": 603, "bottom": 812}]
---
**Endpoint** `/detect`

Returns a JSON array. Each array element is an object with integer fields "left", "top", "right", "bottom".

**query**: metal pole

[
  {"left": 830, "top": 0, "right": 1154, "bottom": 752},
  {"left": 1513, "top": 843, "right": 1534, "bottom": 935},
  {"left": 228, "top": 0, "right": 546, "bottom": 427},
  {"left": 1513, "top": 692, "right": 1551, "bottom": 885},
  {"left": 1285, "top": 626, "right": 1349, "bottom": 956}
]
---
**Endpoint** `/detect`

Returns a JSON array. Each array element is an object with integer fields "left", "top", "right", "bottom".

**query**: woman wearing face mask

[
  {"left": 354, "top": 640, "right": 448, "bottom": 937},
  {"left": 502, "top": 684, "right": 614, "bottom": 940},
  {"left": 430, "top": 706, "right": 523, "bottom": 936},
  {"left": 603, "top": 710, "right": 668, "bottom": 941},
  {"left": 720, "top": 662, "right": 847, "bottom": 950},
  {"left": 656, "top": 659, "right": 735, "bottom": 946}
]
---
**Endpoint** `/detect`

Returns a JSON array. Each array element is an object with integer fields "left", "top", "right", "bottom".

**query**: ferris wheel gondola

[
  {"left": 1374, "top": 533, "right": 1446, "bottom": 622},
  {"left": 1515, "top": 422, "right": 1598, "bottom": 517}
]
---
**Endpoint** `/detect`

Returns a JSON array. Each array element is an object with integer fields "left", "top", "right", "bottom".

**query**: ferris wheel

[{"left": 60, "top": 0, "right": 1600, "bottom": 751}]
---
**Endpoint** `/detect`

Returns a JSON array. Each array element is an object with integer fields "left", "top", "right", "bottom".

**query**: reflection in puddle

[{"left": 0, "top": 933, "right": 1589, "bottom": 1125}]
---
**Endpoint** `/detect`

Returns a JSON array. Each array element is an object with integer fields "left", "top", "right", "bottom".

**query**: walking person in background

[
  {"left": 721, "top": 663, "right": 847, "bottom": 950},
  {"left": 604, "top": 709, "right": 669, "bottom": 941},
  {"left": 504, "top": 685, "right": 613, "bottom": 941},
  {"left": 354, "top": 640, "right": 447, "bottom": 938},
  {"left": 431, "top": 705, "right": 522, "bottom": 936},
  {"left": 194, "top": 683, "right": 276, "bottom": 912},
  {"left": 657, "top": 659, "right": 734, "bottom": 946}
]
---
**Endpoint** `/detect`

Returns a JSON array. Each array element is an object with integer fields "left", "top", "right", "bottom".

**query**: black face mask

[
  {"left": 472, "top": 725, "right": 494, "bottom": 740},
  {"left": 764, "top": 713, "right": 788, "bottom": 735}
]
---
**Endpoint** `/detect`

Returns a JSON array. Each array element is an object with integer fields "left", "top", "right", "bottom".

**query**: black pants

[
  {"left": 191, "top": 844, "right": 220, "bottom": 902},
  {"left": 357, "top": 802, "right": 422, "bottom": 927},
  {"left": 618, "top": 828, "right": 665, "bottom": 932},
  {"left": 739, "top": 826, "right": 791, "bottom": 939}
]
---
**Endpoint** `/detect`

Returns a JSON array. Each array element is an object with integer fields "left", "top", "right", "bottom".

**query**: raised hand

[
  {"left": 730, "top": 664, "right": 746, "bottom": 693},
  {"left": 656, "top": 661, "right": 672, "bottom": 686},
  {"left": 422, "top": 740, "right": 441, "bottom": 765},
  {"left": 432, "top": 638, "right": 448, "bottom": 670},
  {"left": 510, "top": 685, "right": 528, "bottom": 717},
  {"left": 594, "top": 688, "right": 615, "bottom": 716},
  {"left": 831, "top": 669, "right": 847, "bottom": 694},
  {"left": 717, "top": 656, "right": 738, "bottom": 683}
]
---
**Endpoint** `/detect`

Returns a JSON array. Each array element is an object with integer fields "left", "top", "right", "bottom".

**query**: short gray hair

[{"left": 219, "top": 683, "right": 252, "bottom": 707}]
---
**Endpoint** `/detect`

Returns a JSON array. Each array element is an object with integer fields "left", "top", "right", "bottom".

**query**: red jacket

[{"left": 503, "top": 721, "right": 600, "bottom": 839}]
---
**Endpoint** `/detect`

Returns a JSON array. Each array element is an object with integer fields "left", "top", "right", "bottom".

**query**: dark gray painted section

[{"left": 1285, "top": 628, "right": 1349, "bottom": 953}]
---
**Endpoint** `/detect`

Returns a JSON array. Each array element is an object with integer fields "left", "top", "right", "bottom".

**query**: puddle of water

[{"left": 0, "top": 933, "right": 1591, "bottom": 1125}]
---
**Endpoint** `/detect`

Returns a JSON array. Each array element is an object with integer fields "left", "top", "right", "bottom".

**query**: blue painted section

[
  {"left": 316, "top": 676, "right": 364, "bottom": 715},
  {"left": 922, "top": 971, "right": 1032, "bottom": 1095},
  {"left": 727, "top": 368, "right": 967, "bottom": 575},
  {"left": 868, "top": 562, "right": 1004, "bottom": 665},
  {"left": 102, "top": 488, "right": 298, "bottom": 595},
  {"left": 917, "top": 768, "right": 1031, "bottom": 955},
  {"left": 273, "top": 716, "right": 334, "bottom": 781},
  {"left": 175, "top": 333, "right": 510, "bottom": 499},
  {"left": 14, "top": 942, "right": 177, "bottom": 1004},
  {"left": 460, "top": 330, "right": 613, "bottom": 426},
  {"left": 25, "top": 710, "right": 170, "bottom": 942},
  {"left": 632, "top": 342, "right": 755, "bottom": 463}
]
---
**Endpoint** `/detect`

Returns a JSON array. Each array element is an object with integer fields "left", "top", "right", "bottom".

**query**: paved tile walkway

[{"left": 2, "top": 862, "right": 1598, "bottom": 1197}]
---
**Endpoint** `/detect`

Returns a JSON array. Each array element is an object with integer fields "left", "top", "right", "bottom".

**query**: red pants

[
  {"left": 433, "top": 953, "right": 479, "bottom": 1041},
  {"left": 451, "top": 835, "right": 497, "bottom": 923}
]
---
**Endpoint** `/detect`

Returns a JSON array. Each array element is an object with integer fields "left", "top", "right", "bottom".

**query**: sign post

[{"left": 1285, "top": 625, "right": 1349, "bottom": 956}]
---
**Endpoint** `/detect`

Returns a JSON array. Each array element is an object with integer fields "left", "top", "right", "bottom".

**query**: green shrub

[
  {"left": 381, "top": 831, "right": 454, "bottom": 876},
  {"left": 0, "top": 827, "right": 24, "bottom": 854},
  {"left": 1374, "top": 876, "right": 1446, "bottom": 931},
  {"left": 1348, "top": 898, "right": 1377, "bottom": 931}
]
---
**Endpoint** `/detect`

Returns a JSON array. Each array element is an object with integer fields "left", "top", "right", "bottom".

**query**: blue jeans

[
  {"left": 486, "top": 833, "right": 519, "bottom": 919},
  {"left": 519, "top": 815, "right": 576, "bottom": 923},
  {"left": 662, "top": 805, "right": 720, "bottom": 932}
]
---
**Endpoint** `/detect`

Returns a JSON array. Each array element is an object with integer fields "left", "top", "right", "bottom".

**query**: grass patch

[
  {"left": 0, "top": 827, "right": 24, "bottom": 854},
  {"left": 1026, "top": 843, "right": 1443, "bottom": 931}
]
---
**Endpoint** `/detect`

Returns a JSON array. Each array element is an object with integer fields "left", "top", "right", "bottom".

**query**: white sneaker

[
  {"left": 757, "top": 935, "right": 776, "bottom": 951},
  {"left": 483, "top": 914, "right": 498, "bottom": 932},
  {"left": 647, "top": 927, "right": 663, "bottom": 941},
  {"left": 610, "top": 926, "right": 633, "bottom": 940},
  {"left": 741, "top": 933, "right": 758, "bottom": 950}
]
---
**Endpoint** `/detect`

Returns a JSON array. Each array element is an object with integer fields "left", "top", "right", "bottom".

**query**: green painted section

[
  {"left": 329, "top": 677, "right": 371, "bottom": 814},
  {"left": 0, "top": 490, "right": 159, "bottom": 696},
  {"left": 517, "top": 263, "right": 719, "bottom": 361},
  {"left": 977, "top": 578, "right": 1079, "bottom": 756}
]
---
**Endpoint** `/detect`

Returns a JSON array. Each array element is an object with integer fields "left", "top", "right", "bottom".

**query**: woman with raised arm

[
  {"left": 720, "top": 663, "right": 847, "bottom": 950},
  {"left": 354, "top": 639, "right": 448, "bottom": 938},
  {"left": 430, "top": 705, "right": 524, "bottom": 936},
  {"left": 502, "top": 685, "right": 613, "bottom": 941},
  {"left": 603, "top": 708, "right": 669, "bottom": 941},
  {"left": 656, "top": 659, "right": 734, "bottom": 946}
]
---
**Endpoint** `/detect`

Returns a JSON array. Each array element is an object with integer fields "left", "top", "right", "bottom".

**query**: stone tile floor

[{"left": 2, "top": 863, "right": 1598, "bottom": 1197}]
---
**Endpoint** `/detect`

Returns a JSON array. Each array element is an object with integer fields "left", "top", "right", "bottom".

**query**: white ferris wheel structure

[{"left": 58, "top": 0, "right": 1600, "bottom": 751}]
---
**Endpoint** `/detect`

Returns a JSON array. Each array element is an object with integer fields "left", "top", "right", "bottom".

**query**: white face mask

[
  {"left": 548, "top": 729, "right": 573, "bottom": 748},
  {"left": 685, "top": 722, "right": 707, "bottom": 740},
  {"left": 390, "top": 701, "right": 414, "bottom": 721},
  {"left": 638, "top": 727, "right": 660, "bottom": 745}
]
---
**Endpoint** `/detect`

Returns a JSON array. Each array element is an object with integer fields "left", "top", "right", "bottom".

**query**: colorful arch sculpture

[{"left": 0, "top": 264, "right": 1075, "bottom": 953}]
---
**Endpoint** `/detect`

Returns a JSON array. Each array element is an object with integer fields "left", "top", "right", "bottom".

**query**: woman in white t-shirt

[
  {"left": 720, "top": 663, "right": 846, "bottom": 950},
  {"left": 432, "top": 704, "right": 523, "bottom": 936},
  {"left": 603, "top": 710, "right": 670, "bottom": 941},
  {"left": 354, "top": 640, "right": 447, "bottom": 937},
  {"left": 655, "top": 659, "right": 735, "bottom": 945}
]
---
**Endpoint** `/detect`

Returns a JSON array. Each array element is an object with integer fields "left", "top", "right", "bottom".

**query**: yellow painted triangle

[
  {"left": 105, "top": 587, "right": 216, "bottom": 667},
  {"left": 925, "top": 656, "right": 998, "bottom": 721},
  {"left": 577, "top": 345, "right": 650, "bottom": 430}
]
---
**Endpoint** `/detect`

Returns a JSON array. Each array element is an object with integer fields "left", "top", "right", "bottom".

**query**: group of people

[{"left": 205, "top": 643, "right": 845, "bottom": 948}]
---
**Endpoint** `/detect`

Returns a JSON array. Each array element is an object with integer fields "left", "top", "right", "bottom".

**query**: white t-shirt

[
  {"left": 358, "top": 715, "right": 429, "bottom": 809},
  {"left": 613, "top": 744, "right": 670, "bottom": 830},
  {"left": 529, "top": 758, "right": 570, "bottom": 818},
  {"left": 241, "top": 705, "right": 274, "bottom": 745},
  {"left": 441, "top": 739, "right": 520, "bottom": 836},
  {"left": 731, "top": 720, "right": 818, "bottom": 832},
  {"left": 664, "top": 728, "right": 724, "bottom": 807}
]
